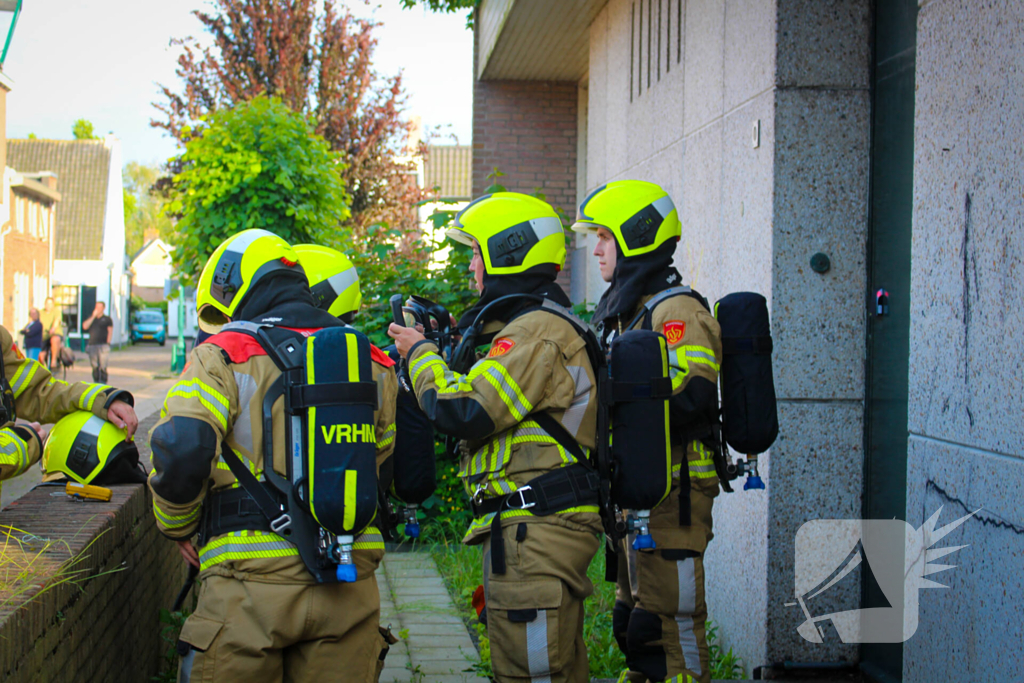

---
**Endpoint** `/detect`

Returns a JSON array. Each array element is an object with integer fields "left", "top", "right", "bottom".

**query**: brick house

[
  {"left": 470, "top": 1, "right": 1024, "bottom": 680},
  {"left": 0, "top": 71, "right": 61, "bottom": 335},
  {"left": 8, "top": 137, "right": 129, "bottom": 347}
]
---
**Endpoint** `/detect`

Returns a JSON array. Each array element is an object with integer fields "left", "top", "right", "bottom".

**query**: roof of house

[
  {"left": 424, "top": 145, "right": 472, "bottom": 200},
  {"left": 131, "top": 237, "right": 172, "bottom": 264},
  {"left": 7, "top": 139, "right": 112, "bottom": 260}
]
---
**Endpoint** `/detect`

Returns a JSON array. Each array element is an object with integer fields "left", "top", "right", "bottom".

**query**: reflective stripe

[
  {"left": 153, "top": 503, "right": 201, "bottom": 529},
  {"left": 232, "top": 372, "right": 258, "bottom": 455},
  {"left": 660, "top": 337, "right": 673, "bottom": 505},
  {"left": 676, "top": 557, "right": 701, "bottom": 676},
  {"left": 379, "top": 423, "right": 396, "bottom": 449},
  {"left": 353, "top": 526, "right": 384, "bottom": 550},
  {"left": 327, "top": 266, "right": 358, "bottom": 298},
  {"left": 79, "top": 383, "right": 111, "bottom": 411},
  {"left": 199, "top": 530, "right": 297, "bottom": 570},
  {"left": 463, "top": 506, "right": 600, "bottom": 539},
  {"left": 474, "top": 361, "right": 532, "bottom": 421},
  {"left": 10, "top": 360, "right": 41, "bottom": 398},
  {"left": 307, "top": 336, "right": 320, "bottom": 525},
  {"left": 343, "top": 471, "right": 357, "bottom": 530},
  {"left": 166, "top": 379, "right": 230, "bottom": 430},
  {"left": 652, "top": 194, "right": 676, "bottom": 219},
  {"left": 346, "top": 332, "right": 359, "bottom": 382},
  {"left": 680, "top": 345, "right": 720, "bottom": 373},
  {"left": 0, "top": 430, "right": 29, "bottom": 476},
  {"left": 667, "top": 349, "right": 688, "bottom": 390},
  {"left": 526, "top": 609, "right": 552, "bottom": 682}
]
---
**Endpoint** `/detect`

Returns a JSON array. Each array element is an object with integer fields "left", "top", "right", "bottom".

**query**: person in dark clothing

[
  {"left": 82, "top": 301, "right": 114, "bottom": 383},
  {"left": 21, "top": 308, "right": 43, "bottom": 361}
]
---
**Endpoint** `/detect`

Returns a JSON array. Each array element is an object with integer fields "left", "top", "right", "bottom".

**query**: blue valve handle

[
  {"left": 744, "top": 475, "right": 765, "bottom": 490},
  {"left": 632, "top": 534, "right": 656, "bottom": 550},
  {"left": 336, "top": 563, "right": 358, "bottom": 583},
  {"left": 405, "top": 522, "right": 421, "bottom": 539}
]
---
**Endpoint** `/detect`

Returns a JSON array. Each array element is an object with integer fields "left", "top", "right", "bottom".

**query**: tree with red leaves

[{"left": 153, "top": 0, "right": 423, "bottom": 241}]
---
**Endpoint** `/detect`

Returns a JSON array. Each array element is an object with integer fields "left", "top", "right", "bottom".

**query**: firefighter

[
  {"left": 389, "top": 192, "right": 602, "bottom": 683},
  {"left": 149, "top": 230, "right": 395, "bottom": 683},
  {"left": 573, "top": 180, "right": 722, "bottom": 683},
  {"left": 0, "top": 324, "right": 137, "bottom": 483}
]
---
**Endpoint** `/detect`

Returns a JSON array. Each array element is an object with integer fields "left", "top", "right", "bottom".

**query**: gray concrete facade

[{"left": 904, "top": 0, "right": 1024, "bottom": 678}]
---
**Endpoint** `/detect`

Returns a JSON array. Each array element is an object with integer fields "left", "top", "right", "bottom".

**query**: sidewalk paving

[{"left": 378, "top": 552, "right": 486, "bottom": 682}]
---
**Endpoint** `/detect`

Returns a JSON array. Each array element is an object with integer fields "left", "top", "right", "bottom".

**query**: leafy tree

[
  {"left": 72, "top": 119, "right": 98, "bottom": 140},
  {"left": 153, "top": 0, "right": 423, "bottom": 245},
  {"left": 164, "top": 96, "right": 350, "bottom": 283},
  {"left": 398, "top": 0, "right": 478, "bottom": 28},
  {"left": 123, "top": 162, "right": 176, "bottom": 256}
]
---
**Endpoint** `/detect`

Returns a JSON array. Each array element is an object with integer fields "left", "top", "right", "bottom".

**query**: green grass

[{"left": 430, "top": 537, "right": 745, "bottom": 680}]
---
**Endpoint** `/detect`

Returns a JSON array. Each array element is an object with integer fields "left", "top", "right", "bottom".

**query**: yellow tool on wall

[{"left": 65, "top": 481, "right": 112, "bottom": 502}]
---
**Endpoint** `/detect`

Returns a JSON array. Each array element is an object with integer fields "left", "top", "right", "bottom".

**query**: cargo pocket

[
  {"left": 374, "top": 625, "right": 399, "bottom": 682},
  {"left": 486, "top": 578, "right": 564, "bottom": 679},
  {"left": 176, "top": 614, "right": 224, "bottom": 683}
]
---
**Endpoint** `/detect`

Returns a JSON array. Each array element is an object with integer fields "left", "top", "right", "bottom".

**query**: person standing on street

[
  {"left": 82, "top": 301, "right": 113, "bottom": 383},
  {"left": 21, "top": 309, "right": 43, "bottom": 361},
  {"left": 39, "top": 297, "right": 63, "bottom": 370},
  {"left": 573, "top": 180, "right": 722, "bottom": 683}
]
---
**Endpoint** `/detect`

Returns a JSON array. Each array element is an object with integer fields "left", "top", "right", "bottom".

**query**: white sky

[{"left": 3, "top": 1, "right": 473, "bottom": 166}]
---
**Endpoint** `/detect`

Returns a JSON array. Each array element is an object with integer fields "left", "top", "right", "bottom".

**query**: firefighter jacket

[
  {"left": 620, "top": 293, "right": 722, "bottom": 551},
  {"left": 407, "top": 309, "right": 602, "bottom": 544},
  {"left": 148, "top": 329, "right": 398, "bottom": 583},
  {"left": 0, "top": 325, "right": 132, "bottom": 481}
]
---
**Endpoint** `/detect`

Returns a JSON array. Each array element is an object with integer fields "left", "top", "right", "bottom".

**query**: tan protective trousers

[
  {"left": 614, "top": 542, "right": 709, "bottom": 683},
  {"left": 177, "top": 573, "right": 385, "bottom": 683},
  {"left": 482, "top": 521, "right": 601, "bottom": 683}
]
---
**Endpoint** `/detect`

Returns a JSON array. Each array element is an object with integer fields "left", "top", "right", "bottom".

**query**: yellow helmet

[
  {"left": 43, "top": 411, "right": 146, "bottom": 485},
  {"left": 446, "top": 192, "right": 566, "bottom": 275},
  {"left": 293, "top": 244, "right": 362, "bottom": 319},
  {"left": 195, "top": 229, "right": 301, "bottom": 332},
  {"left": 571, "top": 180, "right": 681, "bottom": 258}
]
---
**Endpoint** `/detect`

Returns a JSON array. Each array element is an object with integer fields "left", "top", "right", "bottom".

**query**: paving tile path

[{"left": 378, "top": 552, "right": 487, "bottom": 683}]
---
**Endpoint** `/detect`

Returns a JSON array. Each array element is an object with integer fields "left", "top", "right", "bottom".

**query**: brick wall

[
  {"left": 0, "top": 415, "right": 185, "bottom": 683},
  {"left": 472, "top": 62, "right": 579, "bottom": 293}
]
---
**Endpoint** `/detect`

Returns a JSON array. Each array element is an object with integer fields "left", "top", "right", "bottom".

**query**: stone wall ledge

[{"left": 0, "top": 430, "right": 183, "bottom": 683}]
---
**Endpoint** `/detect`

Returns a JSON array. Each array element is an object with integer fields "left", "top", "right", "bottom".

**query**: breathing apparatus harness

[
  {"left": 199, "top": 321, "right": 380, "bottom": 584},
  {"left": 448, "top": 294, "right": 618, "bottom": 575}
]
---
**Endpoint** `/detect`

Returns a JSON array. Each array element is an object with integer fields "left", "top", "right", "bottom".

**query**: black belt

[
  {"left": 473, "top": 464, "right": 600, "bottom": 575},
  {"left": 200, "top": 486, "right": 277, "bottom": 544}
]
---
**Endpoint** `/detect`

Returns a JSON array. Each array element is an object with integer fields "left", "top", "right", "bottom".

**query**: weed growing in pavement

[{"left": 153, "top": 608, "right": 190, "bottom": 683}]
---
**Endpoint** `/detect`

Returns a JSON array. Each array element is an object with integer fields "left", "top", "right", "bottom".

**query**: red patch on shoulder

[
  {"left": 11, "top": 343, "right": 24, "bottom": 361},
  {"left": 663, "top": 321, "right": 686, "bottom": 345},
  {"left": 370, "top": 344, "right": 396, "bottom": 368},
  {"left": 488, "top": 338, "right": 516, "bottom": 357}
]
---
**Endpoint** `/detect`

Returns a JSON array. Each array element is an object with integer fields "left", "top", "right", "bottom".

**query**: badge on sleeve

[
  {"left": 488, "top": 338, "right": 516, "bottom": 357},
  {"left": 663, "top": 321, "right": 686, "bottom": 345},
  {"left": 11, "top": 343, "right": 24, "bottom": 361}
]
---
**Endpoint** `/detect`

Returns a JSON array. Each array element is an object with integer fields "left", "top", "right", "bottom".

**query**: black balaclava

[
  {"left": 234, "top": 268, "right": 344, "bottom": 330},
  {"left": 592, "top": 239, "right": 682, "bottom": 335},
  {"left": 457, "top": 263, "right": 571, "bottom": 332}
]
